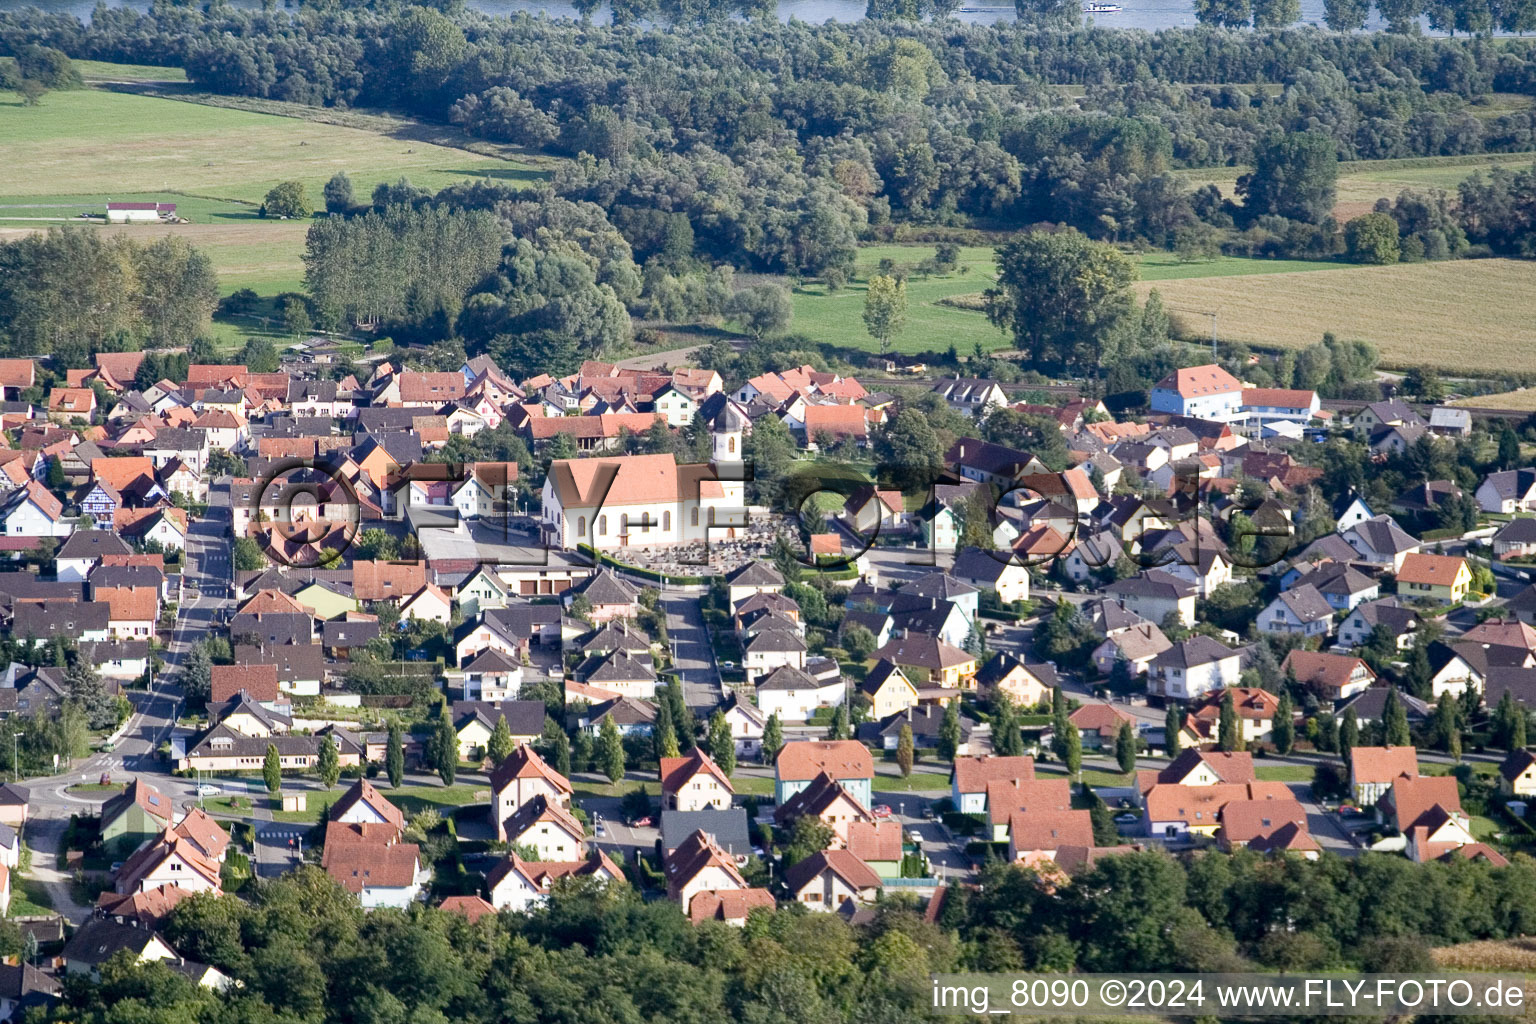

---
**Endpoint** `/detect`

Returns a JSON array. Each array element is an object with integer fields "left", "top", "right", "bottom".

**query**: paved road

[{"left": 659, "top": 590, "right": 721, "bottom": 711}]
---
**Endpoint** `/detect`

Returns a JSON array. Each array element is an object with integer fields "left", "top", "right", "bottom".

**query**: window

[
  {"left": 663, "top": 511, "right": 671, "bottom": 532},
  {"left": 691, "top": 508, "right": 699, "bottom": 527},
  {"left": 599, "top": 515, "right": 607, "bottom": 535},
  {"left": 728, "top": 436, "right": 736, "bottom": 454},
  {"left": 620, "top": 513, "right": 629, "bottom": 533},
  {"left": 708, "top": 507, "right": 716, "bottom": 526},
  {"left": 578, "top": 515, "right": 586, "bottom": 536}
]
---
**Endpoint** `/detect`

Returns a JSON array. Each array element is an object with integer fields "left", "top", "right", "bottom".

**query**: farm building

[{"left": 105, "top": 202, "right": 176, "bottom": 224}]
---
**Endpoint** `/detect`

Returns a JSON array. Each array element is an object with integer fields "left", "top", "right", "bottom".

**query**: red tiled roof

[
  {"left": 775, "top": 740, "right": 873, "bottom": 782},
  {"left": 1348, "top": 745, "right": 1419, "bottom": 785},
  {"left": 951, "top": 755, "right": 1035, "bottom": 794}
]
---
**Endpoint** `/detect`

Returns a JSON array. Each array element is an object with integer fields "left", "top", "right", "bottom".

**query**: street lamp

[{"left": 10, "top": 732, "right": 19, "bottom": 784}]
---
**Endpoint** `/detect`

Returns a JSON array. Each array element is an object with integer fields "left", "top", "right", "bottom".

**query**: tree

[
  {"left": 1499, "top": 428, "right": 1522, "bottom": 471},
  {"left": 316, "top": 736, "right": 340, "bottom": 788},
  {"left": 707, "top": 711, "right": 736, "bottom": 777},
  {"left": 263, "top": 743, "right": 282, "bottom": 794},
  {"left": 1514, "top": 705, "right": 1528, "bottom": 752},
  {"left": 1345, "top": 213, "right": 1401, "bottom": 265},
  {"left": 1323, "top": 0, "right": 1370, "bottom": 27},
  {"left": 323, "top": 172, "right": 356, "bottom": 215},
  {"left": 1436, "top": 692, "right": 1461, "bottom": 760},
  {"left": 232, "top": 537, "right": 266, "bottom": 572},
  {"left": 180, "top": 642, "right": 213, "bottom": 710},
  {"left": 600, "top": 715, "right": 626, "bottom": 783},
  {"left": 1273, "top": 692, "right": 1295, "bottom": 755},
  {"left": 843, "top": 624, "right": 876, "bottom": 662},
  {"left": 1384, "top": 687, "right": 1411, "bottom": 747},
  {"left": 431, "top": 702, "right": 458, "bottom": 785},
  {"left": 1218, "top": 690, "right": 1244, "bottom": 752},
  {"left": 763, "top": 713, "right": 784, "bottom": 762},
  {"left": 66, "top": 657, "right": 116, "bottom": 730},
  {"left": 938, "top": 700, "right": 962, "bottom": 762},
  {"left": 238, "top": 337, "right": 280, "bottom": 374},
  {"left": 1250, "top": 0, "right": 1300, "bottom": 24},
  {"left": 896, "top": 723, "right": 915, "bottom": 777},
  {"left": 262, "top": 181, "right": 312, "bottom": 219},
  {"left": 862, "top": 274, "right": 908, "bottom": 354},
  {"left": 1115, "top": 720, "right": 1137, "bottom": 774},
  {"left": 1061, "top": 722, "right": 1082, "bottom": 778},
  {"left": 986, "top": 231, "right": 1136, "bottom": 372},
  {"left": 725, "top": 285, "right": 792, "bottom": 340},
  {"left": 992, "top": 697, "right": 1024, "bottom": 757},
  {"left": 487, "top": 714, "right": 516, "bottom": 765},
  {"left": 1051, "top": 685, "right": 1068, "bottom": 735},
  {"left": 1339, "top": 707, "right": 1360, "bottom": 762},
  {"left": 386, "top": 721, "right": 404, "bottom": 787},
  {"left": 1165, "top": 703, "right": 1182, "bottom": 758},
  {"left": 875, "top": 406, "right": 944, "bottom": 491},
  {"left": 654, "top": 702, "right": 680, "bottom": 761},
  {"left": 1193, "top": 0, "right": 1251, "bottom": 25},
  {"left": 1237, "top": 132, "right": 1338, "bottom": 225},
  {"left": 827, "top": 703, "right": 850, "bottom": 741}
]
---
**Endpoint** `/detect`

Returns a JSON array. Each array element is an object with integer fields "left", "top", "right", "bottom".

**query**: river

[{"left": 0, "top": 0, "right": 1378, "bottom": 36}]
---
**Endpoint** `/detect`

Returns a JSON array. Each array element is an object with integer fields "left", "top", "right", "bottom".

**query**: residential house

[
  {"left": 784, "top": 850, "right": 882, "bottom": 912},
  {"left": 1396, "top": 553, "right": 1471, "bottom": 605},
  {"left": 1477, "top": 468, "right": 1536, "bottom": 514},
  {"left": 1347, "top": 745, "right": 1419, "bottom": 806},
  {"left": 1500, "top": 749, "right": 1536, "bottom": 798},
  {"left": 1257, "top": 584, "right": 1334, "bottom": 638},
  {"left": 1382, "top": 774, "right": 1475, "bottom": 862},
  {"left": 1190, "top": 687, "right": 1281, "bottom": 745},
  {"left": 1343, "top": 516, "right": 1421, "bottom": 571},
  {"left": 742, "top": 630, "right": 808, "bottom": 685},
  {"left": 566, "top": 570, "right": 640, "bottom": 623},
  {"left": 773, "top": 772, "right": 873, "bottom": 844},
  {"left": 487, "top": 850, "right": 623, "bottom": 912},
  {"left": 1008, "top": 809, "right": 1095, "bottom": 863},
  {"left": 858, "top": 660, "right": 920, "bottom": 720},
  {"left": 0, "top": 482, "right": 70, "bottom": 539},
  {"left": 774, "top": 740, "right": 873, "bottom": 807},
  {"left": 1281, "top": 650, "right": 1377, "bottom": 700},
  {"left": 755, "top": 664, "right": 844, "bottom": 723},
  {"left": 1493, "top": 517, "right": 1536, "bottom": 560},
  {"left": 931, "top": 378, "right": 1009, "bottom": 418},
  {"left": 1288, "top": 561, "right": 1379, "bottom": 612},
  {"left": 660, "top": 748, "right": 734, "bottom": 812},
  {"left": 1067, "top": 702, "right": 1138, "bottom": 750},
  {"left": 974, "top": 651, "right": 1058, "bottom": 708},
  {"left": 945, "top": 438, "right": 1046, "bottom": 487},
  {"left": 1091, "top": 622, "right": 1172, "bottom": 677},
  {"left": 99, "top": 779, "right": 174, "bottom": 856},
  {"left": 1338, "top": 599, "right": 1420, "bottom": 651},
  {"left": 491, "top": 745, "right": 574, "bottom": 842},
  {"left": 1149, "top": 364, "right": 1244, "bottom": 422},
  {"left": 950, "top": 546, "right": 1032, "bottom": 604},
  {"left": 501, "top": 794, "right": 586, "bottom": 861},
  {"left": 452, "top": 700, "right": 544, "bottom": 761},
  {"left": 1147, "top": 636, "right": 1242, "bottom": 700},
  {"left": 541, "top": 454, "right": 746, "bottom": 550},
  {"left": 1105, "top": 571, "right": 1197, "bottom": 628},
  {"left": 113, "top": 830, "right": 222, "bottom": 896},
  {"left": 871, "top": 634, "right": 976, "bottom": 691},
  {"left": 949, "top": 755, "right": 1035, "bottom": 816},
  {"left": 722, "top": 698, "right": 766, "bottom": 759}
]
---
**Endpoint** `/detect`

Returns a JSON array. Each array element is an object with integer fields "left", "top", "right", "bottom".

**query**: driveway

[{"left": 658, "top": 591, "right": 721, "bottom": 711}]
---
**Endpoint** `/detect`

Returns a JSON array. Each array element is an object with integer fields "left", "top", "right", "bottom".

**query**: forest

[{"left": 37, "top": 850, "right": 1536, "bottom": 1024}]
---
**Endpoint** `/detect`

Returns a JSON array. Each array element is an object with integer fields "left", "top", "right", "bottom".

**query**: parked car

[
  {"left": 196, "top": 783, "right": 221, "bottom": 797},
  {"left": 719, "top": 660, "right": 736, "bottom": 669},
  {"left": 872, "top": 804, "right": 892, "bottom": 819},
  {"left": 1114, "top": 812, "right": 1139, "bottom": 825},
  {"left": 629, "top": 815, "right": 653, "bottom": 828}
]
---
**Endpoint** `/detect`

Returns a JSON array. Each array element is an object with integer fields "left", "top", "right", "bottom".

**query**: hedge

[{"left": 578, "top": 544, "right": 710, "bottom": 585}]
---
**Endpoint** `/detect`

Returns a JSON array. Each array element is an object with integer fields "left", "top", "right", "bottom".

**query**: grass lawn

[
  {"left": 1136, "top": 258, "right": 1536, "bottom": 375},
  {"left": 1471, "top": 814, "right": 1501, "bottom": 841},
  {"left": 0, "top": 89, "right": 541, "bottom": 205},
  {"left": 72, "top": 59, "right": 187, "bottom": 82},
  {"left": 65, "top": 783, "right": 123, "bottom": 793},
  {"left": 873, "top": 772, "right": 952, "bottom": 793},
  {"left": 1254, "top": 765, "right": 1314, "bottom": 781},
  {"left": 785, "top": 243, "right": 1356, "bottom": 357},
  {"left": 1178, "top": 150, "right": 1536, "bottom": 221},
  {"left": 1036, "top": 765, "right": 1132, "bottom": 787},
  {"left": 8, "top": 877, "right": 53, "bottom": 918},
  {"left": 573, "top": 778, "right": 662, "bottom": 800}
]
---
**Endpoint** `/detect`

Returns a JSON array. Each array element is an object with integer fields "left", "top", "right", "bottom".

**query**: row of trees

[{"left": 0, "top": 228, "right": 218, "bottom": 359}]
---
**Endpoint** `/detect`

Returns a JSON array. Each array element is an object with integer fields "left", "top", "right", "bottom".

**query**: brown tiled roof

[
  {"left": 802, "top": 404, "right": 869, "bottom": 438},
  {"left": 1008, "top": 809, "right": 1093, "bottom": 852},
  {"left": 173, "top": 808, "right": 230, "bottom": 861},
  {"left": 489, "top": 744, "right": 573, "bottom": 797},
  {"left": 1281, "top": 651, "right": 1375, "bottom": 694},
  {"left": 1068, "top": 702, "right": 1138, "bottom": 738},
  {"left": 688, "top": 888, "right": 775, "bottom": 924},
  {"left": 1397, "top": 553, "right": 1467, "bottom": 587},
  {"left": 775, "top": 740, "right": 873, "bottom": 782},
  {"left": 210, "top": 664, "right": 279, "bottom": 704},
  {"left": 986, "top": 778, "right": 1073, "bottom": 826},
  {"left": 1191, "top": 687, "right": 1281, "bottom": 722},
  {"left": 439, "top": 894, "right": 497, "bottom": 921},
  {"left": 115, "top": 829, "right": 221, "bottom": 891},
  {"left": 185, "top": 364, "right": 247, "bottom": 388},
  {"left": 1144, "top": 782, "right": 1249, "bottom": 823},
  {"left": 846, "top": 820, "right": 902, "bottom": 863},
  {"left": 785, "top": 849, "right": 882, "bottom": 893},
  {"left": 324, "top": 839, "right": 421, "bottom": 892},
  {"left": 1218, "top": 798, "right": 1308, "bottom": 844},
  {"left": 1348, "top": 745, "right": 1419, "bottom": 785},
  {"left": 95, "top": 352, "right": 144, "bottom": 383},
  {"left": 659, "top": 748, "right": 732, "bottom": 797},
  {"left": 666, "top": 828, "right": 746, "bottom": 899},
  {"left": 95, "top": 883, "right": 190, "bottom": 926},
  {"left": 48, "top": 388, "right": 94, "bottom": 413},
  {"left": 96, "top": 585, "right": 158, "bottom": 624},
  {"left": 91, "top": 456, "right": 156, "bottom": 492},
  {"left": 1384, "top": 773, "right": 1462, "bottom": 830},
  {"left": 950, "top": 755, "right": 1035, "bottom": 794},
  {"left": 328, "top": 779, "right": 406, "bottom": 833},
  {"left": 16, "top": 481, "right": 62, "bottom": 521},
  {"left": 502, "top": 794, "right": 584, "bottom": 845},
  {"left": 351, "top": 560, "right": 428, "bottom": 602}
]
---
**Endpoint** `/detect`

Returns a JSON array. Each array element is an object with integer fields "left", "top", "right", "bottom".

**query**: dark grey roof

[
  {"left": 57, "top": 531, "right": 132, "bottom": 560},
  {"left": 974, "top": 650, "right": 1057, "bottom": 690},
  {"left": 944, "top": 437, "right": 1035, "bottom": 477},
  {"left": 229, "top": 612, "right": 312, "bottom": 647},
  {"left": 13, "top": 601, "right": 108, "bottom": 639},
  {"left": 755, "top": 664, "right": 820, "bottom": 691},
  {"left": 744, "top": 629, "right": 807, "bottom": 654},
  {"left": 572, "top": 569, "right": 639, "bottom": 606},
  {"left": 839, "top": 608, "right": 891, "bottom": 638},
  {"left": 660, "top": 808, "right": 752, "bottom": 856},
  {"left": 1274, "top": 584, "right": 1334, "bottom": 623},
  {"left": 1480, "top": 468, "right": 1536, "bottom": 502},
  {"left": 1336, "top": 685, "right": 1431, "bottom": 723},
  {"left": 949, "top": 547, "right": 1018, "bottom": 586},
  {"left": 1495, "top": 517, "right": 1536, "bottom": 544},
  {"left": 462, "top": 648, "right": 520, "bottom": 673},
  {"left": 1293, "top": 533, "right": 1360, "bottom": 566},
  {"left": 233, "top": 643, "right": 326, "bottom": 682},
  {"left": 87, "top": 565, "right": 165, "bottom": 592},
  {"left": 144, "top": 428, "right": 207, "bottom": 452},
  {"left": 1347, "top": 516, "right": 1419, "bottom": 556},
  {"left": 1347, "top": 599, "right": 1419, "bottom": 633},
  {"left": 726, "top": 562, "right": 784, "bottom": 588},
  {"left": 588, "top": 695, "right": 657, "bottom": 727},
  {"left": 579, "top": 650, "right": 655, "bottom": 684},
  {"left": 1151, "top": 635, "right": 1238, "bottom": 670},
  {"left": 322, "top": 619, "right": 380, "bottom": 647},
  {"left": 578, "top": 621, "right": 651, "bottom": 655},
  {"left": 62, "top": 919, "right": 169, "bottom": 966},
  {"left": 1105, "top": 569, "right": 1195, "bottom": 600},
  {"left": 1292, "top": 561, "right": 1376, "bottom": 598},
  {"left": 451, "top": 699, "right": 544, "bottom": 736}
]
